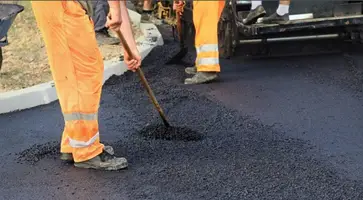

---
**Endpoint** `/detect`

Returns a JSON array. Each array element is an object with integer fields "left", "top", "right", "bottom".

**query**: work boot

[
  {"left": 184, "top": 72, "right": 218, "bottom": 84},
  {"left": 60, "top": 153, "right": 73, "bottom": 162},
  {"left": 60, "top": 146, "right": 114, "bottom": 163},
  {"left": 243, "top": 5, "right": 266, "bottom": 25},
  {"left": 185, "top": 66, "right": 197, "bottom": 75},
  {"left": 95, "top": 28, "right": 120, "bottom": 45},
  {"left": 74, "top": 146, "right": 127, "bottom": 171},
  {"left": 261, "top": 12, "right": 289, "bottom": 24}
]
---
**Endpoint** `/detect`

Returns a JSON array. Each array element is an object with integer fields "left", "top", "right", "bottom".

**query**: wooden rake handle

[{"left": 115, "top": 30, "right": 170, "bottom": 127}]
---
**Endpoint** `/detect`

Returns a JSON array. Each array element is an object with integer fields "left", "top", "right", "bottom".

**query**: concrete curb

[{"left": 0, "top": 9, "right": 163, "bottom": 114}]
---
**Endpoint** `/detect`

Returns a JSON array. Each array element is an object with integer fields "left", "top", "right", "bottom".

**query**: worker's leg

[
  {"left": 134, "top": 0, "right": 144, "bottom": 13},
  {"left": 243, "top": 0, "right": 266, "bottom": 25},
  {"left": 143, "top": 0, "right": 153, "bottom": 11},
  {"left": 92, "top": 0, "right": 108, "bottom": 32},
  {"left": 262, "top": 0, "right": 290, "bottom": 24},
  {"left": 277, "top": 0, "right": 290, "bottom": 15},
  {"left": 91, "top": 0, "right": 119, "bottom": 45},
  {"left": 185, "top": 0, "right": 225, "bottom": 84},
  {"left": 140, "top": 0, "right": 159, "bottom": 24},
  {"left": 31, "top": 1, "right": 127, "bottom": 170}
]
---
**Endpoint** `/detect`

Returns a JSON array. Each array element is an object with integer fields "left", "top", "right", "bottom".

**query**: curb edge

[{"left": 0, "top": 9, "right": 163, "bottom": 114}]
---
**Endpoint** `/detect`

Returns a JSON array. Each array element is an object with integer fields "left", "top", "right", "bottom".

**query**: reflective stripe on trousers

[
  {"left": 63, "top": 112, "right": 98, "bottom": 121},
  {"left": 193, "top": 1, "right": 225, "bottom": 72},
  {"left": 32, "top": 1, "right": 105, "bottom": 162},
  {"left": 69, "top": 132, "right": 100, "bottom": 148},
  {"left": 196, "top": 44, "right": 219, "bottom": 54},
  {"left": 63, "top": 112, "right": 99, "bottom": 148},
  {"left": 196, "top": 55, "right": 219, "bottom": 66}
]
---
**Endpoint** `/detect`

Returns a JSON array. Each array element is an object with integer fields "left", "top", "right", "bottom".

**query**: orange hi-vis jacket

[
  {"left": 31, "top": 1, "right": 105, "bottom": 162},
  {"left": 193, "top": 0, "right": 225, "bottom": 72}
]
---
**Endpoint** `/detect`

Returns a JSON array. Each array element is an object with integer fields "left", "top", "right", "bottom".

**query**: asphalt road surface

[{"left": 1, "top": 27, "right": 363, "bottom": 199}]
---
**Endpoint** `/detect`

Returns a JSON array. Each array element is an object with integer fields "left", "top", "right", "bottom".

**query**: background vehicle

[
  {"left": 0, "top": 3, "right": 24, "bottom": 71},
  {"left": 226, "top": 0, "right": 363, "bottom": 57},
  {"left": 170, "top": 0, "right": 363, "bottom": 59}
]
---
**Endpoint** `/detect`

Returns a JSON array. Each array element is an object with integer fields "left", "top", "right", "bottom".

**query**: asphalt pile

[
  {"left": 16, "top": 141, "right": 59, "bottom": 165},
  {"left": 139, "top": 123, "right": 203, "bottom": 141},
  {"left": 99, "top": 42, "right": 363, "bottom": 198}
]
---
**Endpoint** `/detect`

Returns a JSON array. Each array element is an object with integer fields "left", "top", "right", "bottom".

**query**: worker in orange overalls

[
  {"left": 31, "top": 0, "right": 141, "bottom": 170},
  {"left": 174, "top": 0, "right": 225, "bottom": 84}
]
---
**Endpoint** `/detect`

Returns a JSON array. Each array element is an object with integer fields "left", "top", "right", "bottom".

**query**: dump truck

[{"left": 157, "top": 0, "right": 363, "bottom": 59}]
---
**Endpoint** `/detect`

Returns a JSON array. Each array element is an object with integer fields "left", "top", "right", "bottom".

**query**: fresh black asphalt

[{"left": 1, "top": 26, "right": 363, "bottom": 199}]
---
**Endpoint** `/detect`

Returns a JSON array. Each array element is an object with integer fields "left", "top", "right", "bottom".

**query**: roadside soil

[{"left": 0, "top": 2, "right": 143, "bottom": 92}]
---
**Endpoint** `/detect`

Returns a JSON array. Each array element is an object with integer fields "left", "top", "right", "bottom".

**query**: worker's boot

[
  {"left": 185, "top": 66, "right": 197, "bottom": 75},
  {"left": 243, "top": 5, "right": 266, "bottom": 25},
  {"left": 261, "top": 12, "right": 289, "bottom": 24},
  {"left": 60, "top": 146, "right": 114, "bottom": 163},
  {"left": 60, "top": 153, "right": 73, "bottom": 162},
  {"left": 184, "top": 72, "right": 218, "bottom": 84},
  {"left": 95, "top": 28, "right": 120, "bottom": 45},
  {"left": 74, "top": 146, "right": 127, "bottom": 171}
]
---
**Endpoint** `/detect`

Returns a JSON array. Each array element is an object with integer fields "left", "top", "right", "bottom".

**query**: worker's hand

[
  {"left": 173, "top": 1, "right": 184, "bottom": 15},
  {"left": 124, "top": 48, "right": 141, "bottom": 72},
  {"left": 106, "top": 6, "right": 122, "bottom": 31}
]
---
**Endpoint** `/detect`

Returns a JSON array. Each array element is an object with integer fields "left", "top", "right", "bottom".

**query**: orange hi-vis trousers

[
  {"left": 193, "top": 0, "right": 225, "bottom": 72},
  {"left": 31, "top": 1, "right": 104, "bottom": 162}
]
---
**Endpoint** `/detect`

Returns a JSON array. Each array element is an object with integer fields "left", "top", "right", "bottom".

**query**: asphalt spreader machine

[{"left": 168, "top": 0, "right": 363, "bottom": 59}]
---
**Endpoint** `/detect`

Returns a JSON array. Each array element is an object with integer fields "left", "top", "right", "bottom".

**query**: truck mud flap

[
  {"left": 179, "top": 2, "right": 195, "bottom": 50},
  {"left": 218, "top": 0, "right": 240, "bottom": 59}
]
